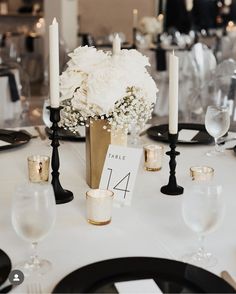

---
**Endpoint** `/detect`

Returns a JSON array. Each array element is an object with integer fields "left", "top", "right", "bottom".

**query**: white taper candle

[
  {"left": 133, "top": 9, "right": 138, "bottom": 28},
  {"left": 112, "top": 34, "right": 121, "bottom": 55},
  {"left": 169, "top": 52, "right": 179, "bottom": 134},
  {"left": 49, "top": 17, "right": 60, "bottom": 108}
]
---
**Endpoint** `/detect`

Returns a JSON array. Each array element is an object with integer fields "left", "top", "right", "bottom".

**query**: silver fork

[{"left": 27, "top": 283, "right": 42, "bottom": 294}]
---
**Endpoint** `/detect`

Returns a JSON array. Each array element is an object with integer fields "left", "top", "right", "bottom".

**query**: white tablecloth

[{"left": 0, "top": 127, "right": 236, "bottom": 293}]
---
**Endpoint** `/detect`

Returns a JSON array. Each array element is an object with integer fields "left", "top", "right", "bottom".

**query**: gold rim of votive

[
  {"left": 143, "top": 144, "right": 164, "bottom": 151},
  {"left": 86, "top": 189, "right": 114, "bottom": 199},
  {"left": 27, "top": 155, "right": 50, "bottom": 162},
  {"left": 190, "top": 166, "right": 214, "bottom": 180},
  {"left": 87, "top": 218, "right": 112, "bottom": 226},
  {"left": 145, "top": 167, "right": 162, "bottom": 171}
]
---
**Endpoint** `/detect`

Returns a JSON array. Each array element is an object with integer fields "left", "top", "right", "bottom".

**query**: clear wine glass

[
  {"left": 182, "top": 183, "right": 225, "bottom": 267},
  {"left": 205, "top": 105, "right": 230, "bottom": 156},
  {"left": 129, "top": 121, "right": 145, "bottom": 146},
  {"left": 12, "top": 183, "right": 56, "bottom": 276}
]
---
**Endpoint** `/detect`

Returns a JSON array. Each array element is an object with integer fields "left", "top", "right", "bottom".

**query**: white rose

[{"left": 60, "top": 70, "right": 86, "bottom": 100}]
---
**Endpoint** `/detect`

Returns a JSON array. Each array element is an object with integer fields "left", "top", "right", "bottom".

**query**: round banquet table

[{"left": 0, "top": 126, "right": 236, "bottom": 293}]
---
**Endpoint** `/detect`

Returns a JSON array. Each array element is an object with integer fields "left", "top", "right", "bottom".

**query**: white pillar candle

[
  {"left": 133, "top": 9, "right": 138, "bottom": 28},
  {"left": 49, "top": 17, "right": 60, "bottom": 108},
  {"left": 169, "top": 52, "right": 179, "bottom": 134},
  {"left": 112, "top": 34, "right": 121, "bottom": 56}
]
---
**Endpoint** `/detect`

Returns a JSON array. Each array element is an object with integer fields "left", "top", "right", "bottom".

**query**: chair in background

[
  {"left": 212, "top": 59, "right": 236, "bottom": 124},
  {"left": 149, "top": 48, "right": 195, "bottom": 119},
  {"left": 0, "top": 62, "right": 22, "bottom": 126},
  {"left": 185, "top": 42, "right": 217, "bottom": 122},
  {"left": 0, "top": 40, "right": 31, "bottom": 127}
]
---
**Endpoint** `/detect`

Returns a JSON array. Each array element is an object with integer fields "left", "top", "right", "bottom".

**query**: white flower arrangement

[
  {"left": 139, "top": 16, "right": 162, "bottom": 36},
  {"left": 59, "top": 46, "right": 158, "bottom": 133}
]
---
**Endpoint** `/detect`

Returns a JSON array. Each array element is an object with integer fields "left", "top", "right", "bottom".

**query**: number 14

[{"left": 106, "top": 168, "right": 131, "bottom": 199}]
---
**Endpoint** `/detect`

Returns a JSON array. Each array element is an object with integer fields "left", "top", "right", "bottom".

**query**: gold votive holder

[
  {"left": 27, "top": 155, "right": 50, "bottom": 183},
  {"left": 144, "top": 144, "right": 164, "bottom": 171},
  {"left": 86, "top": 189, "right": 114, "bottom": 225},
  {"left": 190, "top": 166, "right": 214, "bottom": 181}
]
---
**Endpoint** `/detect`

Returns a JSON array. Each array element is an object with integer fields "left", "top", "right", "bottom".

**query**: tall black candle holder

[
  {"left": 160, "top": 133, "right": 184, "bottom": 196},
  {"left": 47, "top": 106, "right": 74, "bottom": 204},
  {"left": 132, "top": 27, "right": 137, "bottom": 49}
]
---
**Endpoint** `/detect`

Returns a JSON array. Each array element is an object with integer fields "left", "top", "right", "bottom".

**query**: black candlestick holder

[
  {"left": 132, "top": 27, "right": 137, "bottom": 49},
  {"left": 47, "top": 106, "right": 74, "bottom": 204},
  {"left": 160, "top": 133, "right": 184, "bottom": 196}
]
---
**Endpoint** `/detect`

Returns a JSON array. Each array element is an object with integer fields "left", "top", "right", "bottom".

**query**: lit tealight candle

[
  {"left": 190, "top": 166, "right": 214, "bottom": 181},
  {"left": 86, "top": 189, "right": 114, "bottom": 225},
  {"left": 144, "top": 144, "right": 164, "bottom": 171}
]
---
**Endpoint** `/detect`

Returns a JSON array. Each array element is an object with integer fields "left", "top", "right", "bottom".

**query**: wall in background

[
  {"left": 78, "top": 0, "right": 157, "bottom": 43},
  {"left": 8, "top": 0, "right": 44, "bottom": 12},
  {"left": 8, "top": 0, "right": 22, "bottom": 12}
]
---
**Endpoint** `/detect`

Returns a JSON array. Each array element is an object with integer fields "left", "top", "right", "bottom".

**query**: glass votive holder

[
  {"left": 86, "top": 189, "right": 114, "bottom": 225},
  {"left": 190, "top": 166, "right": 214, "bottom": 181},
  {"left": 27, "top": 155, "right": 50, "bottom": 183},
  {"left": 143, "top": 144, "right": 164, "bottom": 171}
]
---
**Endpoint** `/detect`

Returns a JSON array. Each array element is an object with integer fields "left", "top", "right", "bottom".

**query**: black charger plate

[
  {"left": 52, "top": 257, "right": 235, "bottom": 293},
  {"left": 0, "top": 249, "right": 11, "bottom": 287},
  {"left": 147, "top": 123, "right": 214, "bottom": 145},
  {"left": 0, "top": 129, "right": 31, "bottom": 151},
  {"left": 45, "top": 127, "right": 85, "bottom": 142}
]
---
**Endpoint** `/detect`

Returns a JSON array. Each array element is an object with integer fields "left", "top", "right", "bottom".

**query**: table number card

[
  {"left": 99, "top": 145, "right": 142, "bottom": 206},
  {"left": 114, "top": 279, "right": 163, "bottom": 293}
]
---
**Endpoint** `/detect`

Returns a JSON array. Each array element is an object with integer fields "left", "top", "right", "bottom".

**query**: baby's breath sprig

[{"left": 59, "top": 87, "right": 154, "bottom": 134}]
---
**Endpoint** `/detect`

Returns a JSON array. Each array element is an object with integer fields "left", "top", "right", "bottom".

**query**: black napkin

[
  {"left": 0, "top": 70, "right": 20, "bottom": 102},
  {"left": 25, "top": 35, "right": 34, "bottom": 53}
]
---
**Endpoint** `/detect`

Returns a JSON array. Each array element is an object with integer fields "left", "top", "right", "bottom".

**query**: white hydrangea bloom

[
  {"left": 59, "top": 46, "right": 158, "bottom": 132},
  {"left": 139, "top": 17, "right": 162, "bottom": 35}
]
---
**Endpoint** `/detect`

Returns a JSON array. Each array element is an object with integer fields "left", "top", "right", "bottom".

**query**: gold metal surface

[{"left": 86, "top": 119, "right": 111, "bottom": 188}]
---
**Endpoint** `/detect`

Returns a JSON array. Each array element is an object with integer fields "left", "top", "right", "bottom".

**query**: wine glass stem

[
  {"left": 30, "top": 242, "right": 40, "bottom": 265},
  {"left": 197, "top": 235, "right": 205, "bottom": 257},
  {"left": 214, "top": 138, "right": 220, "bottom": 152}
]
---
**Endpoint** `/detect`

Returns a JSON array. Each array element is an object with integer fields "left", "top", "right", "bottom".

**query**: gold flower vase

[{"left": 86, "top": 119, "right": 127, "bottom": 188}]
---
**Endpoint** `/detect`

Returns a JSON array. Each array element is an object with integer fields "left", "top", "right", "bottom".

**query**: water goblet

[
  {"left": 11, "top": 182, "right": 56, "bottom": 276},
  {"left": 129, "top": 121, "right": 143, "bottom": 146},
  {"left": 205, "top": 105, "right": 230, "bottom": 156},
  {"left": 182, "top": 183, "right": 225, "bottom": 267}
]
